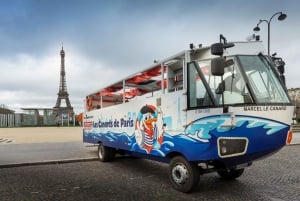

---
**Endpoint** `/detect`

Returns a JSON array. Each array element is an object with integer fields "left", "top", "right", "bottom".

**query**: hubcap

[{"left": 172, "top": 163, "right": 189, "bottom": 184}]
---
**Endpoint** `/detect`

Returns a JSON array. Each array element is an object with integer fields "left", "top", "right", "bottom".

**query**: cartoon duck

[{"left": 135, "top": 104, "right": 164, "bottom": 153}]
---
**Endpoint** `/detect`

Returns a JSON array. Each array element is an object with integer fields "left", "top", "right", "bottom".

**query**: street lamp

[{"left": 253, "top": 12, "right": 287, "bottom": 56}]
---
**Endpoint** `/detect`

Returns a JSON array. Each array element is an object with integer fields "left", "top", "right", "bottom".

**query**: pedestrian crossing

[{"left": 0, "top": 138, "right": 15, "bottom": 144}]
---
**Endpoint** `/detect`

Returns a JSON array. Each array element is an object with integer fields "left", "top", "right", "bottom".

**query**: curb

[
  {"left": 0, "top": 157, "right": 98, "bottom": 169},
  {"left": 289, "top": 143, "right": 300, "bottom": 145}
]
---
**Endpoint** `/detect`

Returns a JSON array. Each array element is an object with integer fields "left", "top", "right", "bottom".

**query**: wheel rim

[
  {"left": 98, "top": 146, "right": 103, "bottom": 159},
  {"left": 172, "top": 163, "right": 189, "bottom": 185}
]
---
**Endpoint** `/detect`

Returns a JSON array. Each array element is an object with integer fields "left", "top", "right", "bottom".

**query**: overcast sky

[{"left": 0, "top": 0, "right": 299, "bottom": 114}]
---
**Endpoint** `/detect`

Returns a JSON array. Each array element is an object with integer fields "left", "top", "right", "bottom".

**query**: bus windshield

[
  {"left": 188, "top": 55, "right": 290, "bottom": 108},
  {"left": 238, "top": 55, "right": 290, "bottom": 103}
]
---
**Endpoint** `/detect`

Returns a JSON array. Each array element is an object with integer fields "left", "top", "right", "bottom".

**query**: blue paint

[{"left": 84, "top": 115, "right": 289, "bottom": 166}]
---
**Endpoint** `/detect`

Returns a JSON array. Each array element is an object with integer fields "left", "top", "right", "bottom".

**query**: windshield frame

[
  {"left": 236, "top": 54, "right": 291, "bottom": 104},
  {"left": 187, "top": 54, "right": 292, "bottom": 110}
]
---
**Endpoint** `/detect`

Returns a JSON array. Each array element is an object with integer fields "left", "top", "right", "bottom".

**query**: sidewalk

[
  {"left": 291, "top": 132, "right": 300, "bottom": 145},
  {"left": 0, "top": 127, "right": 83, "bottom": 144},
  {"left": 0, "top": 127, "right": 98, "bottom": 168}
]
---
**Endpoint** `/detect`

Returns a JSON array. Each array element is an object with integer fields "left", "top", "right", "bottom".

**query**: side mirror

[
  {"left": 211, "top": 43, "right": 224, "bottom": 56},
  {"left": 211, "top": 57, "right": 225, "bottom": 76},
  {"left": 273, "top": 57, "right": 285, "bottom": 71},
  {"left": 279, "top": 75, "right": 286, "bottom": 86},
  {"left": 277, "top": 65, "right": 285, "bottom": 74}
]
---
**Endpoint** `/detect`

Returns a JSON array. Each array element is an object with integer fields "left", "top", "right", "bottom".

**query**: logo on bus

[
  {"left": 84, "top": 114, "right": 94, "bottom": 119},
  {"left": 134, "top": 104, "right": 164, "bottom": 154},
  {"left": 84, "top": 121, "right": 93, "bottom": 130}
]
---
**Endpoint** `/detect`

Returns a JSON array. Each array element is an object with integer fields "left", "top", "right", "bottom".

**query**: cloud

[{"left": 0, "top": 0, "right": 300, "bottom": 114}]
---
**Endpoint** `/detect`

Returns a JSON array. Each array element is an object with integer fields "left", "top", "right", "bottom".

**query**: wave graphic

[
  {"left": 185, "top": 115, "right": 288, "bottom": 141},
  {"left": 83, "top": 115, "right": 289, "bottom": 159}
]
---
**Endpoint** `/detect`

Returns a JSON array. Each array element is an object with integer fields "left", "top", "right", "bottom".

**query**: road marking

[{"left": 0, "top": 138, "right": 15, "bottom": 144}]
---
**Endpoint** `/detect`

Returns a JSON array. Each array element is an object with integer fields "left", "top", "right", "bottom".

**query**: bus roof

[{"left": 86, "top": 41, "right": 264, "bottom": 103}]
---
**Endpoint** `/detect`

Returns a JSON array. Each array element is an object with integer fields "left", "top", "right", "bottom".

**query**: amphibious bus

[{"left": 83, "top": 35, "right": 294, "bottom": 192}]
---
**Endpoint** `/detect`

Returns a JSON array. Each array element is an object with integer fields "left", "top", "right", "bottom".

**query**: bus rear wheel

[
  {"left": 98, "top": 143, "right": 115, "bottom": 162},
  {"left": 168, "top": 156, "right": 200, "bottom": 193},
  {"left": 217, "top": 168, "right": 244, "bottom": 180}
]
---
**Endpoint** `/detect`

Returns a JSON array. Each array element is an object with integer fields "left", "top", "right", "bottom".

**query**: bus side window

[
  {"left": 166, "top": 59, "right": 184, "bottom": 92},
  {"left": 188, "top": 63, "right": 212, "bottom": 108},
  {"left": 168, "top": 68, "right": 176, "bottom": 92}
]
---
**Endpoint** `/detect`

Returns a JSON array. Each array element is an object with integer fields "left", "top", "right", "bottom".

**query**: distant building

[
  {"left": 0, "top": 104, "right": 15, "bottom": 127},
  {"left": 20, "top": 108, "right": 56, "bottom": 126},
  {"left": 0, "top": 47, "right": 77, "bottom": 127},
  {"left": 288, "top": 88, "right": 300, "bottom": 121}
]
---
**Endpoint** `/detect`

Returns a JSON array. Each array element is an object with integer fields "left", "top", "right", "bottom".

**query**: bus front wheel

[
  {"left": 168, "top": 156, "right": 200, "bottom": 193},
  {"left": 98, "top": 143, "right": 114, "bottom": 162}
]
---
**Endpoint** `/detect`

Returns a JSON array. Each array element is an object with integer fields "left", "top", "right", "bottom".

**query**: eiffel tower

[{"left": 53, "top": 46, "right": 74, "bottom": 121}]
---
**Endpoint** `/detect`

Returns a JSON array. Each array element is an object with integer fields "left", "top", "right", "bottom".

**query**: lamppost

[{"left": 253, "top": 12, "right": 287, "bottom": 56}]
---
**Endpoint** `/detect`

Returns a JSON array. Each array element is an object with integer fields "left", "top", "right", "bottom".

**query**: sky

[{"left": 0, "top": 0, "right": 299, "bottom": 114}]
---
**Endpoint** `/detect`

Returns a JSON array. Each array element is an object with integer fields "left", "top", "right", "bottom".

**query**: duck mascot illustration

[{"left": 134, "top": 104, "right": 164, "bottom": 153}]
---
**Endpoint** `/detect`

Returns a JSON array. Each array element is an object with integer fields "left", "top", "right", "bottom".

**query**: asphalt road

[{"left": 0, "top": 145, "right": 299, "bottom": 201}]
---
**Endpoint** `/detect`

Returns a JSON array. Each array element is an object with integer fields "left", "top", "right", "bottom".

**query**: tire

[
  {"left": 217, "top": 168, "right": 244, "bottom": 180},
  {"left": 98, "top": 143, "right": 114, "bottom": 162},
  {"left": 168, "top": 156, "right": 200, "bottom": 193}
]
